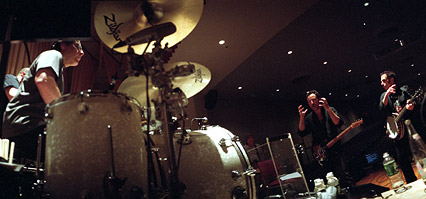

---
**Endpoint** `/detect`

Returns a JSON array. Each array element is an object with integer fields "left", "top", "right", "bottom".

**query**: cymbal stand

[
  {"left": 127, "top": 40, "right": 188, "bottom": 198},
  {"left": 150, "top": 41, "right": 187, "bottom": 199},
  {"left": 103, "top": 125, "right": 127, "bottom": 199}
]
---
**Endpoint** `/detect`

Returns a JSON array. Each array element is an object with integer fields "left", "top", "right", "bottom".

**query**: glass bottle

[
  {"left": 383, "top": 152, "right": 406, "bottom": 193},
  {"left": 405, "top": 119, "right": 426, "bottom": 184}
]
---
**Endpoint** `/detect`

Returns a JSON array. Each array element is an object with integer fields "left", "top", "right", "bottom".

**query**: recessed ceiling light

[
  {"left": 237, "top": 86, "right": 243, "bottom": 90},
  {"left": 276, "top": 89, "right": 280, "bottom": 92},
  {"left": 323, "top": 61, "right": 328, "bottom": 65},
  {"left": 364, "top": 2, "right": 369, "bottom": 7},
  {"left": 418, "top": 73, "right": 421, "bottom": 76},
  {"left": 363, "top": 22, "right": 367, "bottom": 26},
  {"left": 357, "top": 94, "right": 360, "bottom": 97},
  {"left": 287, "top": 50, "right": 293, "bottom": 55},
  {"left": 365, "top": 75, "right": 368, "bottom": 78},
  {"left": 219, "top": 40, "right": 225, "bottom": 45},
  {"left": 348, "top": 69, "right": 352, "bottom": 73},
  {"left": 345, "top": 94, "right": 348, "bottom": 97},
  {"left": 411, "top": 63, "right": 415, "bottom": 67},
  {"left": 329, "top": 93, "right": 332, "bottom": 96}
]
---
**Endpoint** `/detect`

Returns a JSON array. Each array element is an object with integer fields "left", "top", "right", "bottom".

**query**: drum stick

[
  {"left": 4, "top": 139, "right": 9, "bottom": 161},
  {"left": 0, "top": 139, "right": 3, "bottom": 159},
  {"left": 8, "top": 142, "right": 14, "bottom": 163},
  {"left": 1, "top": 139, "right": 5, "bottom": 159}
]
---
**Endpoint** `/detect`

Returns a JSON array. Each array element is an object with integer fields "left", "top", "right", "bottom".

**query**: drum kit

[{"left": 0, "top": 1, "right": 257, "bottom": 199}]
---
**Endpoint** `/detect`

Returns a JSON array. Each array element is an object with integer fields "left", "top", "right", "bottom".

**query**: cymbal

[
  {"left": 164, "top": 61, "right": 211, "bottom": 99},
  {"left": 94, "top": 0, "right": 203, "bottom": 54},
  {"left": 118, "top": 61, "right": 211, "bottom": 106}
]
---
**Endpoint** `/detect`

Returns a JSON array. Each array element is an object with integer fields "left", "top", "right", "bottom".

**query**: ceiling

[{"left": 164, "top": 0, "right": 426, "bottom": 104}]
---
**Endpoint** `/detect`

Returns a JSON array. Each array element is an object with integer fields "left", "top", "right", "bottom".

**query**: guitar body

[
  {"left": 313, "top": 144, "right": 327, "bottom": 166},
  {"left": 385, "top": 87, "right": 424, "bottom": 140},
  {"left": 312, "top": 119, "right": 363, "bottom": 166},
  {"left": 386, "top": 113, "right": 404, "bottom": 140}
]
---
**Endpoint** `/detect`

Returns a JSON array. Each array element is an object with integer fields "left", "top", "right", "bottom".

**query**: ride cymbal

[
  {"left": 164, "top": 61, "right": 211, "bottom": 99},
  {"left": 94, "top": 0, "right": 203, "bottom": 54},
  {"left": 118, "top": 61, "right": 211, "bottom": 106}
]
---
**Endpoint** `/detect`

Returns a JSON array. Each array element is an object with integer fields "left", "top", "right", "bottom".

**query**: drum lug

[
  {"left": 78, "top": 102, "right": 89, "bottom": 114},
  {"left": 231, "top": 166, "right": 256, "bottom": 180},
  {"left": 44, "top": 112, "right": 53, "bottom": 120},
  {"left": 231, "top": 135, "right": 240, "bottom": 142},
  {"left": 218, "top": 138, "right": 227, "bottom": 146}
]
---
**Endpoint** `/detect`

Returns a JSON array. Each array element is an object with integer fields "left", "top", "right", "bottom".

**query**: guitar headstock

[
  {"left": 350, "top": 119, "right": 363, "bottom": 129},
  {"left": 411, "top": 87, "right": 425, "bottom": 103}
]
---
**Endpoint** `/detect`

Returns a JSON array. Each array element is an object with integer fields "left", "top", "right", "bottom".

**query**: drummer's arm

[{"left": 35, "top": 68, "right": 61, "bottom": 104}]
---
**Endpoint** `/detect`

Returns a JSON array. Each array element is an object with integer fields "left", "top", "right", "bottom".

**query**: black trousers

[
  {"left": 393, "top": 137, "right": 417, "bottom": 183},
  {"left": 8, "top": 126, "right": 46, "bottom": 165}
]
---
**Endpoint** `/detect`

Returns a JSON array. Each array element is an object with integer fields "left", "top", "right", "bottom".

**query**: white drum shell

[
  {"left": 44, "top": 92, "right": 147, "bottom": 198},
  {"left": 151, "top": 125, "right": 256, "bottom": 198}
]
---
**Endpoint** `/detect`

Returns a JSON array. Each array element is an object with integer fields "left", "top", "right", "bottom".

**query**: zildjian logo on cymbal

[
  {"left": 104, "top": 14, "right": 124, "bottom": 42},
  {"left": 194, "top": 69, "right": 204, "bottom": 83}
]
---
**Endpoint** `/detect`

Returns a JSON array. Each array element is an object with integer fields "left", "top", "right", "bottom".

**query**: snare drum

[
  {"left": 44, "top": 91, "right": 147, "bottom": 198},
  {"left": 150, "top": 125, "right": 257, "bottom": 198}
]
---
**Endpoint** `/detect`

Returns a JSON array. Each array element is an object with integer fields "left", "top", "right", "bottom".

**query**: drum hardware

[
  {"left": 231, "top": 135, "right": 240, "bottom": 142},
  {"left": 231, "top": 166, "right": 257, "bottom": 180},
  {"left": 77, "top": 102, "right": 89, "bottom": 114},
  {"left": 190, "top": 117, "right": 208, "bottom": 130},
  {"left": 103, "top": 125, "right": 130, "bottom": 199},
  {"left": 176, "top": 133, "right": 192, "bottom": 145},
  {"left": 231, "top": 186, "right": 249, "bottom": 199},
  {"left": 123, "top": 35, "right": 191, "bottom": 198}
]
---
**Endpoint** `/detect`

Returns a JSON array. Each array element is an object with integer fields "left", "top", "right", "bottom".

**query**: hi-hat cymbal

[
  {"left": 94, "top": 1, "right": 203, "bottom": 54},
  {"left": 118, "top": 61, "right": 211, "bottom": 106}
]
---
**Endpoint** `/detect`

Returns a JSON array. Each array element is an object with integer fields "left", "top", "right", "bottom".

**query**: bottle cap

[{"left": 383, "top": 152, "right": 389, "bottom": 158}]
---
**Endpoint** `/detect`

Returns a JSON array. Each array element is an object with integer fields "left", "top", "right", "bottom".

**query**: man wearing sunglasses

[{"left": 297, "top": 90, "right": 348, "bottom": 187}]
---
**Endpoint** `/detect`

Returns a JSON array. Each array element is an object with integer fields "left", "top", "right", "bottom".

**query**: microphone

[{"left": 113, "top": 22, "right": 177, "bottom": 48}]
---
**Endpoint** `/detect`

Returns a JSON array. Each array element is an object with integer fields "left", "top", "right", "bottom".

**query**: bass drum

[
  {"left": 150, "top": 125, "right": 257, "bottom": 199},
  {"left": 44, "top": 91, "right": 147, "bottom": 198}
]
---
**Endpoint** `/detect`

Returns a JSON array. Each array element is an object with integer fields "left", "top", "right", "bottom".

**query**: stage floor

[{"left": 355, "top": 163, "right": 421, "bottom": 189}]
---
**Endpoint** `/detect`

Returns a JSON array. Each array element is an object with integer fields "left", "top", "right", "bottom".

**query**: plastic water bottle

[
  {"left": 326, "top": 172, "right": 340, "bottom": 193},
  {"left": 383, "top": 152, "right": 406, "bottom": 193},
  {"left": 405, "top": 119, "right": 426, "bottom": 185},
  {"left": 314, "top": 178, "right": 326, "bottom": 193}
]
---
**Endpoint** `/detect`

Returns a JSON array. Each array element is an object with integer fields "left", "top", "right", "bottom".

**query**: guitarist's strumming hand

[{"left": 405, "top": 100, "right": 414, "bottom": 111}]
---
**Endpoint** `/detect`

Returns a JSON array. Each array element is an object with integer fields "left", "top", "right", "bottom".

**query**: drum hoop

[{"left": 46, "top": 90, "right": 142, "bottom": 111}]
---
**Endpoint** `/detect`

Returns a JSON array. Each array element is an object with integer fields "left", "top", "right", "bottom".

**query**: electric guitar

[
  {"left": 313, "top": 119, "right": 363, "bottom": 166},
  {"left": 386, "top": 88, "right": 424, "bottom": 140}
]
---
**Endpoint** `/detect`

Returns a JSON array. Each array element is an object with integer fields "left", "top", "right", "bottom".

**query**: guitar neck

[
  {"left": 395, "top": 108, "right": 407, "bottom": 123},
  {"left": 326, "top": 126, "right": 352, "bottom": 149},
  {"left": 395, "top": 89, "right": 423, "bottom": 123}
]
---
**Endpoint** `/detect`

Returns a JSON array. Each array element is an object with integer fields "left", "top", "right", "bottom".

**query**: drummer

[{"left": 2, "top": 40, "right": 84, "bottom": 163}]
